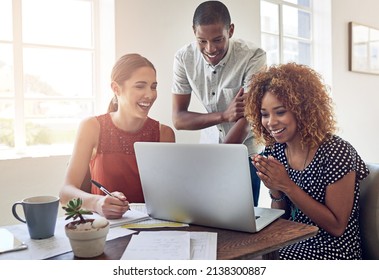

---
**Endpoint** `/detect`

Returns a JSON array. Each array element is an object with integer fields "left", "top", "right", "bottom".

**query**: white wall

[
  {"left": 2, "top": 0, "right": 379, "bottom": 226},
  {"left": 0, "top": 156, "right": 69, "bottom": 225},
  {"left": 331, "top": 0, "right": 379, "bottom": 163}
]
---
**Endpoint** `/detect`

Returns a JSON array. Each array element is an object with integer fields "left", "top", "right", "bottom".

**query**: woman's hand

[
  {"left": 95, "top": 192, "right": 130, "bottom": 219},
  {"left": 252, "top": 155, "right": 292, "bottom": 191}
]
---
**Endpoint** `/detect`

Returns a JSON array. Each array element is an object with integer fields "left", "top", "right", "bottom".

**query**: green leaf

[{"left": 63, "top": 197, "right": 93, "bottom": 224}]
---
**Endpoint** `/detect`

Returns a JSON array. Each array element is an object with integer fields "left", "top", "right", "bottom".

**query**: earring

[{"left": 112, "top": 95, "right": 118, "bottom": 104}]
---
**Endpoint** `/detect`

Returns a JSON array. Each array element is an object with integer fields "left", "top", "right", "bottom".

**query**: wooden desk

[{"left": 50, "top": 219, "right": 318, "bottom": 260}]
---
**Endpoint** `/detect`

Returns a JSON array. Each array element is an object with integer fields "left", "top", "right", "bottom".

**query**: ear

[
  {"left": 228, "top": 23, "right": 235, "bottom": 38},
  {"left": 111, "top": 81, "right": 120, "bottom": 96},
  {"left": 192, "top": 25, "right": 197, "bottom": 36}
]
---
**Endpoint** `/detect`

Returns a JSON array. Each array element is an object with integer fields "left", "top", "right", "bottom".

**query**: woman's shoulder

[
  {"left": 321, "top": 135, "right": 356, "bottom": 154},
  {"left": 159, "top": 123, "right": 175, "bottom": 142},
  {"left": 320, "top": 135, "right": 369, "bottom": 181},
  {"left": 79, "top": 115, "right": 100, "bottom": 127},
  {"left": 144, "top": 118, "right": 175, "bottom": 142}
]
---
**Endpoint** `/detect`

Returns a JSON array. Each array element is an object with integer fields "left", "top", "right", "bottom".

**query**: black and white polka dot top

[{"left": 265, "top": 135, "right": 369, "bottom": 260}]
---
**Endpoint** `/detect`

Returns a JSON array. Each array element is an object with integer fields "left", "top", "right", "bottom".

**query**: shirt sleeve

[
  {"left": 172, "top": 49, "right": 192, "bottom": 95},
  {"left": 243, "top": 48, "right": 267, "bottom": 91},
  {"left": 323, "top": 137, "right": 369, "bottom": 187}
]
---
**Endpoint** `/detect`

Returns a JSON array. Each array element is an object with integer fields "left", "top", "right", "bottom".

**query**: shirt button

[
  {"left": 213, "top": 71, "right": 216, "bottom": 74},
  {"left": 212, "top": 92, "right": 215, "bottom": 96}
]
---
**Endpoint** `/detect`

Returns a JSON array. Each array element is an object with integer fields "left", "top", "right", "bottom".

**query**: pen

[
  {"left": 91, "top": 179, "right": 115, "bottom": 197},
  {"left": 90, "top": 179, "right": 130, "bottom": 211}
]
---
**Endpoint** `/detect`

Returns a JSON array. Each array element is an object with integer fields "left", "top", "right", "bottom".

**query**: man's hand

[{"left": 221, "top": 88, "right": 246, "bottom": 122}]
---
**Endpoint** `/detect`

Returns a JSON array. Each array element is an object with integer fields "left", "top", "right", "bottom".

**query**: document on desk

[
  {"left": 90, "top": 208, "right": 150, "bottom": 228},
  {"left": 0, "top": 217, "right": 136, "bottom": 260},
  {"left": 125, "top": 203, "right": 188, "bottom": 228},
  {"left": 121, "top": 231, "right": 217, "bottom": 260}
]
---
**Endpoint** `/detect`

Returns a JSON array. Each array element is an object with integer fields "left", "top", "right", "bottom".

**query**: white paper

[
  {"left": 0, "top": 217, "right": 136, "bottom": 260},
  {"left": 121, "top": 231, "right": 191, "bottom": 260},
  {"left": 89, "top": 208, "right": 150, "bottom": 228},
  {"left": 190, "top": 231, "right": 217, "bottom": 260},
  {"left": 127, "top": 203, "right": 188, "bottom": 228},
  {"left": 121, "top": 231, "right": 217, "bottom": 260}
]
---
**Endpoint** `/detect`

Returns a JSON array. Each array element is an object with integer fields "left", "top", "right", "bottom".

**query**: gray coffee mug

[{"left": 12, "top": 195, "right": 59, "bottom": 239}]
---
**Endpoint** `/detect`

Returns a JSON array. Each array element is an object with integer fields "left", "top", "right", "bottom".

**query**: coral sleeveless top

[{"left": 90, "top": 113, "right": 160, "bottom": 202}]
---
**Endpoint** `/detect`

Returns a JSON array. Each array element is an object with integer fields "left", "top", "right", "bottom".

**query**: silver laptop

[{"left": 134, "top": 142, "right": 284, "bottom": 233}]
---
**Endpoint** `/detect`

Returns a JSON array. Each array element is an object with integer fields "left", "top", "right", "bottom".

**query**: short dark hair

[{"left": 193, "top": 1, "right": 231, "bottom": 28}]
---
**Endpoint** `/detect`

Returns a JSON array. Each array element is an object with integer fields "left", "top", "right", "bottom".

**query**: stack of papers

[{"left": 121, "top": 231, "right": 217, "bottom": 260}]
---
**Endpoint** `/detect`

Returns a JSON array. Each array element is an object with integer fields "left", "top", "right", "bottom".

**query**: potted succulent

[{"left": 63, "top": 198, "right": 109, "bottom": 258}]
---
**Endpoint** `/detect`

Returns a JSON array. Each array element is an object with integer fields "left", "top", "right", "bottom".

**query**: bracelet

[{"left": 269, "top": 191, "right": 286, "bottom": 202}]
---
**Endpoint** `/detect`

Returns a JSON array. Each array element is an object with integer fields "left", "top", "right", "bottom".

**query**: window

[
  {"left": 260, "top": 0, "right": 332, "bottom": 84},
  {"left": 0, "top": 0, "right": 114, "bottom": 159},
  {"left": 261, "top": 0, "right": 312, "bottom": 66}
]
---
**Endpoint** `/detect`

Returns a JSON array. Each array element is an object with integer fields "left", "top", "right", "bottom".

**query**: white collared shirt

[{"left": 172, "top": 39, "right": 266, "bottom": 154}]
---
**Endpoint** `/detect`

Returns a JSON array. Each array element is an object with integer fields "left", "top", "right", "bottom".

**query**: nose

[
  {"left": 145, "top": 87, "right": 157, "bottom": 99},
  {"left": 205, "top": 42, "right": 217, "bottom": 54},
  {"left": 266, "top": 115, "right": 278, "bottom": 127}
]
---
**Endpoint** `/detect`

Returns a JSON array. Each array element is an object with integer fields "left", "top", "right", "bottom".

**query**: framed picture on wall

[{"left": 349, "top": 22, "right": 379, "bottom": 75}]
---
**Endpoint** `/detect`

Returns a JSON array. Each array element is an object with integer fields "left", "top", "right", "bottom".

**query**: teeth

[
  {"left": 138, "top": 102, "right": 150, "bottom": 107},
  {"left": 271, "top": 128, "right": 284, "bottom": 135}
]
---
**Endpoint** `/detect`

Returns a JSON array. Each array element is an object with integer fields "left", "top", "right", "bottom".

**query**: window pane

[
  {"left": 24, "top": 100, "right": 92, "bottom": 146},
  {"left": 261, "top": 34, "right": 280, "bottom": 65},
  {"left": 22, "top": 0, "right": 93, "bottom": 48},
  {"left": 0, "top": 101, "right": 15, "bottom": 148},
  {"left": 261, "top": 1, "right": 279, "bottom": 34},
  {"left": 283, "top": 38, "right": 311, "bottom": 65},
  {"left": 283, "top": 5, "right": 311, "bottom": 39},
  {"left": 0, "top": 0, "right": 12, "bottom": 41},
  {"left": 23, "top": 48, "right": 93, "bottom": 98},
  {"left": 25, "top": 100, "right": 93, "bottom": 146},
  {"left": 24, "top": 100, "right": 92, "bottom": 119},
  {"left": 25, "top": 118, "right": 78, "bottom": 146},
  {"left": 370, "top": 42, "right": 379, "bottom": 71},
  {"left": 0, "top": 44, "right": 14, "bottom": 98},
  {"left": 284, "top": 0, "right": 311, "bottom": 7}
]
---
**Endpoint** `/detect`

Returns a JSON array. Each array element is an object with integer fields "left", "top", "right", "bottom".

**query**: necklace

[
  {"left": 286, "top": 146, "right": 310, "bottom": 185},
  {"left": 286, "top": 146, "right": 310, "bottom": 220}
]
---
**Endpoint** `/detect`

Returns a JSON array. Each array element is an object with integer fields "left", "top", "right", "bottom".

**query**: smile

[
  {"left": 206, "top": 53, "right": 217, "bottom": 58},
  {"left": 204, "top": 52, "right": 220, "bottom": 59},
  {"left": 271, "top": 128, "right": 285, "bottom": 136},
  {"left": 138, "top": 102, "right": 151, "bottom": 109}
]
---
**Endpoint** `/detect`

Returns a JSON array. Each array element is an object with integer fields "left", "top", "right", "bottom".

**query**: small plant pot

[{"left": 65, "top": 219, "right": 110, "bottom": 258}]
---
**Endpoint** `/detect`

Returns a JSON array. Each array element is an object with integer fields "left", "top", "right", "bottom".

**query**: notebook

[{"left": 134, "top": 142, "right": 285, "bottom": 233}]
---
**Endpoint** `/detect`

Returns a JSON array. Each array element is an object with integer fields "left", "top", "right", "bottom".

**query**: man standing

[{"left": 172, "top": 1, "right": 266, "bottom": 206}]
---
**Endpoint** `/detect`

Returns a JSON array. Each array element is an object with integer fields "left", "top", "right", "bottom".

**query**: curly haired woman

[{"left": 246, "top": 63, "right": 369, "bottom": 259}]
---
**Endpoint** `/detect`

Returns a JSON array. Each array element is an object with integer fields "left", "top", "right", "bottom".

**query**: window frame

[
  {"left": 260, "top": 0, "right": 332, "bottom": 85},
  {"left": 261, "top": 0, "right": 313, "bottom": 66},
  {"left": 0, "top": 0, "right": 114, "bottom": 159}
]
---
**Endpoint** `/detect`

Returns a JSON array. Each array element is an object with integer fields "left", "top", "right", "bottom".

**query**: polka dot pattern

[{"left": 265, "top": 135, "right": 369, "bottom": 259}]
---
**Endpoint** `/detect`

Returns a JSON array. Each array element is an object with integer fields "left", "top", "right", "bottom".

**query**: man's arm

[
  {"left": 172, "top": 93, "right": 223, "bottom": 130},
  {"left": 223, "top": 117, "right": 250, "bottom": 144}
]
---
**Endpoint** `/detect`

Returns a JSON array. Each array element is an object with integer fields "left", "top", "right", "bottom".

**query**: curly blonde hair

[{"left": 245, "top": 63, "right": 336, "bottom": 149}]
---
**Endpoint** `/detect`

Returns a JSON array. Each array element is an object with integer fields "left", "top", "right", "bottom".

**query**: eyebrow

[
  {"left": 135, "top": 81, "right": 157, "bottom": 84},
  {"left": 197, "top": 35, "right": 224, "bottom": 41},
  {"left": 261, "top": 105, "right": 286, "bottom": 111}
]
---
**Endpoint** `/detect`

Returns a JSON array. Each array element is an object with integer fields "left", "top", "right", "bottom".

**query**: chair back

[{"left": 359, "top": 163, "right": 379, "bottom": 259}]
